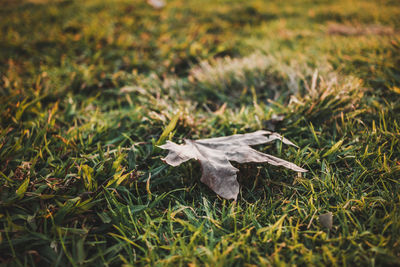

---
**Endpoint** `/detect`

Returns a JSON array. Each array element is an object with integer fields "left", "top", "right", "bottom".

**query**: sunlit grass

[{"left": 1, "top": 0, "right": 399, "bottom": 265}]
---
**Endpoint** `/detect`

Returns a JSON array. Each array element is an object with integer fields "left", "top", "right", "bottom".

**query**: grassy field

[{"left": 1, "top": 0, "right": 400, "bottom": 265}]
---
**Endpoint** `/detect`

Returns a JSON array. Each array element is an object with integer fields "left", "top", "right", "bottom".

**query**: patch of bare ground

[{"left": 327, "top": 23, "right": 397, "bottom": 36}]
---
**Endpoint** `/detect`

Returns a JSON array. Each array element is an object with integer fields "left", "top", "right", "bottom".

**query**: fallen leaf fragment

[
  {"left": 147, "top": 0, "right": 165, "bottom": 9},
  {"left": 319, "top": 212, "right": 333, "bottom": 230},
  {"left": 159, "top": 130, "right": 307, "bottom": 200}
]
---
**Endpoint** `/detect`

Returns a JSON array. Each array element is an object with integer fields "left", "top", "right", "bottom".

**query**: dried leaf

[
  {"left": 147, "top": 0, "right": 165, "bottom": 9},
  {"left": 319, "top": 212, "right": 333, "bottom": 230},
  {"left": 159, "top": 130, "right": 307, "bottom": 200}
]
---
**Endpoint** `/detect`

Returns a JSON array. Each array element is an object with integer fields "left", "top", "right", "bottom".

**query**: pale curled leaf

[
  {"left": 147, "top": 0, "right": 165, "bottom": 9},
  {"left": 159, "top": 131, "right": 307, "bottom": 200},
  {"left": 319, "top": 212, "right": 333, "bottom": 230}
]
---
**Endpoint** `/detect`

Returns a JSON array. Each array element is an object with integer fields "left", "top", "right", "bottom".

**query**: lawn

[{"left": 1, "top": 0, "right": 400, "bottom": 266}]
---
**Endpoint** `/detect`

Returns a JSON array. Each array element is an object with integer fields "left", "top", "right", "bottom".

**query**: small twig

[{"left": 307, "top": 209, "right": 318, "bottom": 229}]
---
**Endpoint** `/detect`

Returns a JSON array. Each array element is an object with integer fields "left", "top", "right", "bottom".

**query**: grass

[{"left": 1, "top": 0, "right": 400, "bottom": 265}]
